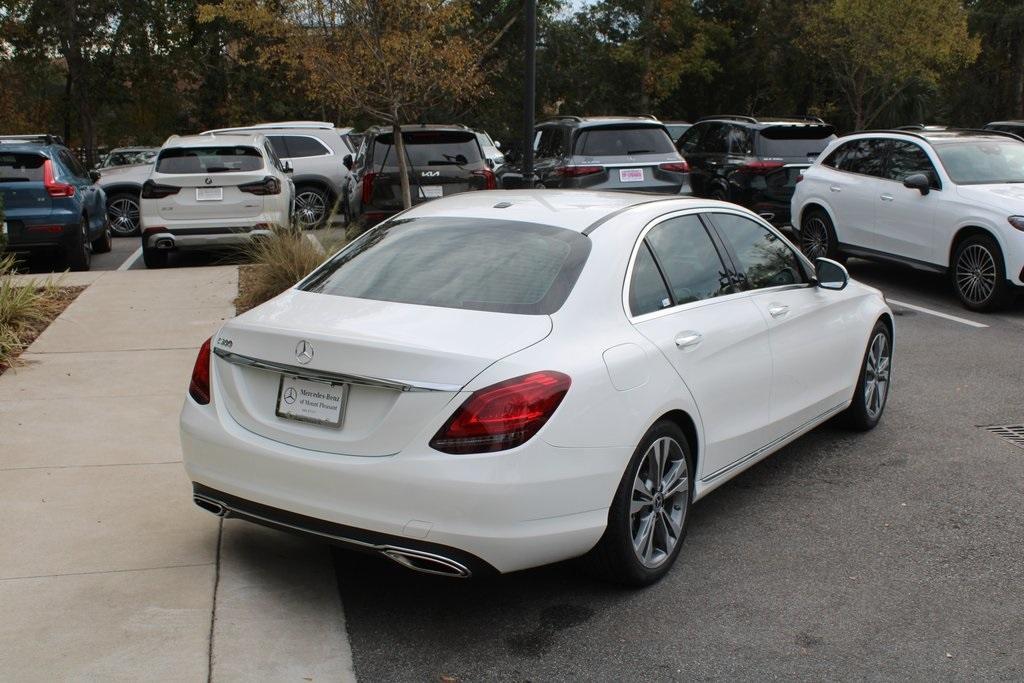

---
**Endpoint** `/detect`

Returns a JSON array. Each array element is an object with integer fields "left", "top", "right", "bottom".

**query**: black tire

[
  {"left": 65, "top": 217, "right": 91, "bottom": 272},
  {"left": 582, "top": 420, "right": 693, "bottom": 586},
  {"left": 843, "top": 320, "right": 892, "bottom": 431},
  {"left": 799, "top": 208, "right": 839, "bottom": 260},
  {"left": 106, "top": 192, "right": 142, "bottom": 236},
  {"left": 142, "top": 246, "right": 168, "bottom": 269},
  {"left": 91, "top": 222, "right": 112, "bottom": 254},
  {"left": 951, "top": 234, "right": 1011, "bottom": 312},
  {"left": 294, "top": 186, "right": 331, "bottom": 229}
]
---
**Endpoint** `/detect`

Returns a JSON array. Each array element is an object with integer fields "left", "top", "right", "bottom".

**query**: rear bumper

[
  {"left": 2, "top": 211, "right": 80, "bottom": 250},
  {"left": 143, "top": 226, "right": 274, "bottom": 250}
]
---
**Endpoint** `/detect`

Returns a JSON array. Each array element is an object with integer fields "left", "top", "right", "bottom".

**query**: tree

[{"left": 800, "top": 0, "right": 980, "bottom": 129}]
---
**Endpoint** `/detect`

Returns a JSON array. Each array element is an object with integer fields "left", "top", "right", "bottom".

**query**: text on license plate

[
  {"left": 619, "top": 168, "right": 645, "bottom": 182},
  {"left": 420, "top": 185, "right": 443, "bottom": 199},
  {"left": 196, "top": 187, "right": 223, "bottom": 201},
  {"left": 275, "top": 375, "right": 348, "bottom": 428}
]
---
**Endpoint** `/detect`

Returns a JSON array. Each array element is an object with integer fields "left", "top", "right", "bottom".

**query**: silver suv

[
  {"left": 202, "top": 121, "right": 355, "bottom": 227},
  {"left": 531, "top": 116, "right": 692, "bottom": 194}
]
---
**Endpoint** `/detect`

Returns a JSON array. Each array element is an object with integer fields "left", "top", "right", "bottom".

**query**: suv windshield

[
  {"left": 301, "top": 217, "right": 591, "bottom": 314},
  {"left": 574, "top": 126, "right": 676, "bottom": 156},
  {"left": 933, "top": 140, "right": 1024, "bottom": 184},
  {"left": 756, "top": 125, "right": 836, "bottom": 159},
  {"left": 372, "top": 131, "right": 482, "bottom": 168},
  {"left": 156, "top": 146, "right": 263, "bottom": 174},
  {"left": 0, "top": 153, "right": 45, "bottom": 182}
]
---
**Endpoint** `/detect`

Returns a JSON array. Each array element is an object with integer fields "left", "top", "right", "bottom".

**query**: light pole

[{"left": 522, "top": 0, "right": 536, "bottom": 186}]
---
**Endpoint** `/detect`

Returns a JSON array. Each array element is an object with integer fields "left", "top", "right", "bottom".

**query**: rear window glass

[
  {"left": 0, "top": 153, "right": 45, "bottom": 182},
  {"left": 756, "top": 125, "right": 836, "bottom": 159},
  {"left": 372, "top": 131, "right": 482, "bottom": 168},
  {"left": 574, "top": 126, "right": 676, "bottom": 156},
  {"left": 156, "top": 146, "right": 263, "bottom": 174},
  {"left": 301, "top": 218, "right": 591, "bottom": 315}
]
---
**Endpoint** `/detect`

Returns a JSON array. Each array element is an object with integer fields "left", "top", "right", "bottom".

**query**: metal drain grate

[{"left": 981, "top": 424, "right": 1024, "bottom": 450}]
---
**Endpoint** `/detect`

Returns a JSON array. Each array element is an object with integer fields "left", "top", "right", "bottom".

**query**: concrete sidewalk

[{"left": 0, "top": 267, "right": 353, "bottom": 681}]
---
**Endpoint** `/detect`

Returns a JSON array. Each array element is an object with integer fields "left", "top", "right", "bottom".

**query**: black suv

[
  {"left": 345, "top": 124, "right": 495, "bottom": 225},
  {"left": 984, "top": 120, "right": 1024, "bottom": 137},
  {"left": 677, "top": 115, "right": 836, "bottom": 227}
]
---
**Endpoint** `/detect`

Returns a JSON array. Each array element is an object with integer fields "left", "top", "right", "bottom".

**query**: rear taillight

[
  {"left": 143, "top": 226, "right": 166, "bottom": 237},
  {"left": 555, "top": 165, "right": 603, "bottom": 177},
  {"left": 430, "top": 371, "right": 571, "bottom": 454},
  {"left": 659, "top": 161, "right": 691, "bottom": 173},
  {"left": 42, "top": 159, "right": 75, "bottom": 198},
  {"left": 736, "top": 160, "right": 785, "bottom": 175},
  {"left": 239, "top": 176, "right": 281, "bottom": 195},
  {"left": 141, "top": 180, "right": 181, "bottom": 199},
  {"left": 473, "top": 168, "right": 498, "bottom": 189},
  {"left": 361, "top": 172, "right": 377, "bottom": 205},
  {"left": 189, "top": 337, "right": 212, "bottom": 405}
]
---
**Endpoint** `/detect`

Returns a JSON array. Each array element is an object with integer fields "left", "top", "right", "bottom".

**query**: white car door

[
  {"left": 872, "top": 139, "right": 941, "bottom": 264},
  {"left": 814, "top": 138, "right": 891, "bottom": 250},
  {"left": 708, "top": 211, "right": 864, "bottom": 437},
  {"left": 627, "top": 213, "right": 774, "bottom": 479}
]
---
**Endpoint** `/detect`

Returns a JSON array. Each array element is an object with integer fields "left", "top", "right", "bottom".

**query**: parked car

[
  {"left": 475, "top": 130, "right": 505, "bottom": 169},
  {"left": 139, "top": 133, "right": 294, "bottom": 268},
  {"left": 792, "top": 128, "right": 1024, "bottom": 311},
  {"left": 345, "top": 124, "right": 497, "bottom": 226},
  {"left": 0, "top": 134, "right": 111, "bottom": 270},
  {"left": 202, "top": 121, "right": 355, "bottom": 228},
  {"left": 677, "top": 115, "right": 836, "bottom": 227},
  {"left": 181, "top": 190, "right": 893, "bottom": 585},
  {"left": 97, "top": 161, "right": 153, "bottom": 236},
  {"left": 530, "top": 116, "right": 691, "bottom": 194},
  {"left": 984, "top": 120, "right": 1024, "bottom": 137},
  {"left": 96, "top": 147, "right": 158, "bottom": 169},
  {"left": 663, "top": 121, "right": 692, "bottom": 143}
]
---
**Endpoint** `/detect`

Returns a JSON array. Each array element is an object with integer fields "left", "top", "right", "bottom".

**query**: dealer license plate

[
  {"left": 420, "top": 185, "right": 443, "bottom": 199},
  {"left": 196, "top": 187, "right": 223, "bottom": 201},
  {"left": 619, "top": 168, "right": 645, "bottom": 182},
  {"left": 275, "top": 375, "right": 348, "bottom": 428}
]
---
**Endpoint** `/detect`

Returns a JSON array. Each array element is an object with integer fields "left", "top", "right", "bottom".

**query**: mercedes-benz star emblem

[
  {"left": 204, "top": 177, "right": 213, "bottom": 185},
  {"left": 295, "top": 340, "right": 314, "bottom": 365},
  {"left": 283, "top": 387, "right": 298, "bottom": 405}
]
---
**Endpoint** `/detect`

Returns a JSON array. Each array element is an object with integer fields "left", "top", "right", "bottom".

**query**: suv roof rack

[
  {"left": 696, "top": 115, "right": 759, "bottom": 124},
  {"left": 201, "top": 121, "right": 338, "bottom": 135},
  {"left": 0, "top": 134, "right": 64, "bottom": 145},
  {"left": 849, "top": 128, "right": 1024, "bottom": 143},
  {"left": 695, "top": 115, "right": 828, "bottom": 125}
]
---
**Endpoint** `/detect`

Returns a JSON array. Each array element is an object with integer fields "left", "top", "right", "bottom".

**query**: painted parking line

[
  {"left": 887, "top": 298, "right": 989, "bottom": 329},
  {"left": 305, "top": 232, "right": 325, "bottom": 254},
  {"left": 116, "top": 246, "right": 143, "bottom": 271}
]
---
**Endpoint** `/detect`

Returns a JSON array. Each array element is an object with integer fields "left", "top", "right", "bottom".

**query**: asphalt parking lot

[{"left": 331, "top": 260, "right": 1024, "bottom": 681}]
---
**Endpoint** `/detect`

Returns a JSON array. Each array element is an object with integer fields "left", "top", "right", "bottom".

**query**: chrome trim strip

[
  {"left": 212, "top": 347, "right": 460, "bottom": 393},
  {"left": 700, "top": 402, "right": 847, "bottom": 483}
]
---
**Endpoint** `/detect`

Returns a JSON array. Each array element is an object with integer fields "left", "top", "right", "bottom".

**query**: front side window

[
  {"left": 710, "top": 213, "right": 807, "bottom": 290},
  {"left": 884, "top": 141, "right": 938, "bottom": 186},
  {"left": 302, "top": 218, "right": 590, "bottom": 315},
  {"left": 645, "top": 215, "right": 731, "bottom": 305},
  {"left": 933, "top": 139, "right": 1024, "bottom": 185},
  {"left": 156, "top": 146, "right": 264, "bottom": 174}
]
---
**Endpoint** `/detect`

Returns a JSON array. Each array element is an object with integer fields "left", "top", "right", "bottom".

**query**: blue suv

[{"left": 0, "top": 135, "right": 110, "bottom": 270}]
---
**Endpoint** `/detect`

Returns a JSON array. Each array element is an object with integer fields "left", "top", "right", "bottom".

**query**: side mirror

[
  {"left": 342, "top": 154, "right": 353, "bottom": 171},
  {"left": 282, "top": 160, "right": 294, "bottom": 174},
  {"left": 89, "top": 170, "right": 101, "bottom": 183},
  {"left": 903, "top": 173, "right": 930, "bottom": 195},
  {"left": 815, "top": 257, "right": 849, "bottom": 291}
]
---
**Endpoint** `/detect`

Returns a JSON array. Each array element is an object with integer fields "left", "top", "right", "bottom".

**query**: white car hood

[
  {"left": 97, "top": 163, "right": 153, "bottom": 186},
  {"left": 955, "top": 183, "right": 1024, "bottom": 213}
]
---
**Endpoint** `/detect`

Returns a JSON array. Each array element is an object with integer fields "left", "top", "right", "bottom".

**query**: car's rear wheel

[
  {"left": 844, "top": 320, "right": 892, "bottom": 431},
  {"left": 66, "top": 218, "right": 91, "bottom": 271},
  {"left": 583, "top": 420, "right": 692, "bottom": 586},
  {"left": 294, "top": 186, "right": 331, "bottom": 229},
  {"left": 800, "top": 208, "right": 838, "bottom": 260},
  {"left": 107, "top": 193, "right": 141, "bottom": 236},
  {"left": 952, "top": 234, "right": 1011, "bottom": 311},
  {"left": 91, "top": 221, "right": 112, "bottom": 254}
]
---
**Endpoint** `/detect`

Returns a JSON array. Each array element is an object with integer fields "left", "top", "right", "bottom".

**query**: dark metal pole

[{"left": 522, "top": 0, "right": 536, "bottom": 185}]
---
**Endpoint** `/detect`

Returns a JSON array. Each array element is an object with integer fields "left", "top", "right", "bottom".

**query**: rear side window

[
  {"left": 574, "top": 126, "right": 676, "bottom": 156},
  {"left": 699, "top": 123, "right": 730, "bottom": 154},
  {"left": 371, "top": 131, "right": 482, "bottom": 169},
  {"left": 629, "top": 244, "right": 672, "bottom": 316},
  {"left": 302, "top": 218, "right": 591, "bottom": 315},
  {"left": 156, "top": 146, "right": 264, "bottom": 173},
  {"left": 756, "top": 125, "right": 836, "bottom": 159},
  {"left": 282, "top": 136, "right": 331, "bottom": 158},
  {"left": 0, "top": 153, "right": 45, "bottom": 182},
  {"left": 710, "top": 213, "right": 807, "bottom": 290},
  {"left": 825, "top": 139, "right": 887, "bottom": 177}
]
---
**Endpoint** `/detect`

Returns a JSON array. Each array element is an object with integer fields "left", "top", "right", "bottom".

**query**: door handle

[
  {"left": 829, "top": 185, "right": 842, "bottom": 193},
  {"left": 880, "top": 194, "right": 894, "bottom": 202},
  {"left": 767, "top": 303, "right": 790, "bottom": 319},
  {"left": 674, "top": 331, "right": 703, "bottom": 349}
]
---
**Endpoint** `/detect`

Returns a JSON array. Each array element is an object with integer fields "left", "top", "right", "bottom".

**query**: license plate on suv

[
  {"left": 196, "top": 187, "right": 223, "bottom": 201},
  {"left": 275, "top": 375, "right": 348, "bottom": 428},
  {"left": 619, "top": 168, "right": 645, "bottom": 182}
]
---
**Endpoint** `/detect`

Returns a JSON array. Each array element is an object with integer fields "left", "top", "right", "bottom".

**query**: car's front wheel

[
  {"left": 952, "top": 234, "right": 1011, "bottom": 312},
  {"left": 583, "top": 420, "right": 693, "bottom": 586},
  {"left": 844, "top": 320, "right": 892, "bottom": 431}
]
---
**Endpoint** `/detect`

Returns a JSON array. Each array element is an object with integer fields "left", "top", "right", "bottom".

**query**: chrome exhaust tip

[
  {"left": 154, "top": 237, "right": 175, "bottom": 250},
  {"left": 193, "top": 495, "right": 228, "bottom": 517},
  {"left": 381, "top": 547, "right": 472, "bottom": 578}
]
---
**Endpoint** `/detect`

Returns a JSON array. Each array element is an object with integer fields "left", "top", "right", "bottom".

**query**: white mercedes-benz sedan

[{"left": 181, "top": 190, "right": 893, "bottom": 585}]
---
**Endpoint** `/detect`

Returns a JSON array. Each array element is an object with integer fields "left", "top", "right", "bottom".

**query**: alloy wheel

[
  {"left": 801, "top": 217, "right": 831, "bottom": 259},
  {"left": 630, "top": 436, "right": 688, "bottom": 568},
  {"left": 295, "top": 190, "right": 328, "bottom": 228},
  {"left": 955, "top": 244, "right": 997, "bottom": 306},
  {"left": 864, "top": 332, "right": 891, "bottom": 420},
  {"left": 108, "top": 197, "right": 140, "bottom": 235}
]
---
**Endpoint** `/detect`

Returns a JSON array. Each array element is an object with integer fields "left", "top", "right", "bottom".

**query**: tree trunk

[
  {"left": 392, "top": 105, "right": 412, "bottom": 210},
  {"left": 638, "top": 0, "right": 656, "bottom": 113},
  {"left": 1012, "top": 29, "right": 1024, "bottom": 118}
]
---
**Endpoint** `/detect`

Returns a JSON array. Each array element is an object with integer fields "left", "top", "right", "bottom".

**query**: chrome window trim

[{"left": 212, "top": 347, "right": 460, "bottom": 393}]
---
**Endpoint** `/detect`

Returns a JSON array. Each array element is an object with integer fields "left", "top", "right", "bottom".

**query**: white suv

[
  {"left": 140, "top": 133, "right": 294, "bottom": 268},
  {"left": 792, "top": 129, "right": 1024, "bottom": 310}
]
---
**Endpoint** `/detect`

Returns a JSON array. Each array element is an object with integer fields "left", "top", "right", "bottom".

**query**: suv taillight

[
  {"left": 555, "top": 165, "right": 603, "bottom": 177},
  {"left": 141, "top": 179, "right": 181, "bottom": 199},
  {"left": 42, "top": 159, "right": 75, "bottom": 198},
  {"left": 188, "top": 337, "right": 212, "bottom": 405},
  {"left": 659, "top": 161, "right": 691, "bottom": 173},
  {"left": 361, "top": 172, "right": 377, "bottom": 204},
  {"left": 472, "top": 168, "right": 498, "bottom": 189},
  {"left": 239, "top": 176, "right": 281, "bottom": 195},
  {"left": 429, "top": 371, "right": 571, "bottom": 454},
  {"left": 736, "top": 160, "right": 785, "bottom": 175}
]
